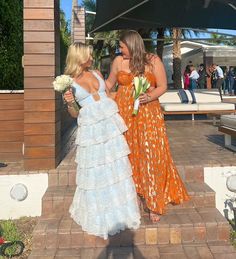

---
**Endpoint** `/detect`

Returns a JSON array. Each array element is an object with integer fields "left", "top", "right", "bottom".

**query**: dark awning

[{"left": 91, "top": 0, "right": 236, "bottom": 32}]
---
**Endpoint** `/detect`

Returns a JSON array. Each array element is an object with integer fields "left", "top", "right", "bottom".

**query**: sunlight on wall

[
  {"left": 204, "top": 166, "right": 236, "bottom": 220},
  {"left": 0, "top": 174, "right": 48, "bottom": 219}
]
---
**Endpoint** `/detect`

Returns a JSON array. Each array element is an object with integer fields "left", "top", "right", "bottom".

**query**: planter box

[{"left": 0, "top": 90, "right": 24, "bottom": 161}]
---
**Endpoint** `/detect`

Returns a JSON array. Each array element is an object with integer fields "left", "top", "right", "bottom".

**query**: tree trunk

[
  {"left": 108, "top": 45, "right": 116, "bottom": 61},
  {"left": 172, "top": 28, "right": 182, "bottom": 89},
  {"left": 156, "top": 28, "right": 165, "bottom": 60}
]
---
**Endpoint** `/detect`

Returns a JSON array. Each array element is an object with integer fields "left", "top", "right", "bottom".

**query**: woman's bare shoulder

[
  {"left": 113, "top": 55, "right": 123, "bottom": 66},
  {"left": 110, "top": 55, "right": 123, "bottom": 73},
  {"left": 147, "top": 53, "right": 161, "bottom": 64}
]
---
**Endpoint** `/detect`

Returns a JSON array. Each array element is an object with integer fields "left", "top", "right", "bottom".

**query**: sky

[
  {"left": 60, "top": 0, "right": 236, "bottom": 38},
  {"left": 60, "top": 0, "right": 75, "bottom": 21}
]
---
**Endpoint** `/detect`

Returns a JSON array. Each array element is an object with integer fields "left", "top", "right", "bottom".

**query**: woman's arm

[
  {"left": 94, "top": 69, "right": 116, "bottom": 99},
  {"left": 139, "top": 55, "right": 167, "bottom": 104},
  {"left": 64, "top": 89, "right": 79, "bottom": 118},
  {"left": 105, "top": 56, "right": 121, "bottom": 90},
  {"left": 67, "top": 104, "right": 79, "bottom": 118},
  {"left": 189, "top": 71, "right": 194, "bottom": 78}
]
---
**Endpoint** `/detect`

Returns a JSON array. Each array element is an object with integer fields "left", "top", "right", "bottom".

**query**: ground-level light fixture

[
  {"left": 226, "top": 175, "right": 236, "bottom": 193},
  {"left": 10, "top": 183, "right": 28, "bottom": 202}
]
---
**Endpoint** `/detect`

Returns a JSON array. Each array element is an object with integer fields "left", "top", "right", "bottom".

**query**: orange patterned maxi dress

[{"left": 115, "top": 71, "right": 190, "bottom": 214}]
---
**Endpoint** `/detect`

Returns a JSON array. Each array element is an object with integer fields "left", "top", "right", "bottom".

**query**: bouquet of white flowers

[
  {"left": 132, "top": 76, "right": 150, "bottom": 115},
  {"left": 53, "top": 75, "right": 80, "bottom": 112}
]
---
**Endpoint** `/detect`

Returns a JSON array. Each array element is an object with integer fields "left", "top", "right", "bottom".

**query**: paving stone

[
  {"left": 183, "top": 246, "right": 201, "bottom": 259},
  {"left": 195, "top": 246, "right": 214, "bottom": 259},
  {"left": 27, "top": 120, "right": 236, "bottom": 257},
  {"left": 145, "top": 228, "right": 158, "bottom": 245}
]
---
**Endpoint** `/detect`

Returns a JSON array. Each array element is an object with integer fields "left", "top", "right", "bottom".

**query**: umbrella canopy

[{"left": 91, "top": 0, "right": 236, "bottom": 32}]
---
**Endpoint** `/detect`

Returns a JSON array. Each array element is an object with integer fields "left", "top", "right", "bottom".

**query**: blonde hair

[
  {"left": 120, "top": 30, "right": 149, "bottom": 75},
  {"left": 64, "top": 42, "right": 93, "bottom": 77}
]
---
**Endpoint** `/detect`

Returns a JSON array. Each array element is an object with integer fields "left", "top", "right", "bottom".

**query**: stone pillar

[
  {"left": 23, "top": 0, "right": 61, "bottom": 170},
  {"left": 72, "top": 6, "right": 86, "bottom": 43}
]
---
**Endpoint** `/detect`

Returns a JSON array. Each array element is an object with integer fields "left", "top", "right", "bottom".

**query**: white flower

[
  {"left": 132, "top": 75, "right": 151, "bottom": 115},
  {"left": 141, "top": 77, "right": 147, "bottom": 85},
  {"left": 53, "top": 75, "right": 73, "bottom": 93},
  {"left": 134, "top": 76, "right": 140, "bottom": 89}
]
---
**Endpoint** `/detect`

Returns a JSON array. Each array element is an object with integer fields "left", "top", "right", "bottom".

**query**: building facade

[{"left": 163, "top": 41, "right": 236, "bottom": 88}]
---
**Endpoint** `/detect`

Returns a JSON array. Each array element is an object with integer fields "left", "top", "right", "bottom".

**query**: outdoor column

[
  {"left": 72, "top": 6, "right": 86, "bottom": 43},
  {"left": 23, "top": 0, "right": 61, "bottom": 170}
]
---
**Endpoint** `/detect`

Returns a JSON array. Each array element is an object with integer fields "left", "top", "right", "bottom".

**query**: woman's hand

[
  {"left": 63, "top": 89, "right": 79, "bottom": 118},
  {"left": 107, "top": 92, "right": 117, "bottom": 100},
  {"left": 64, "top": 88, "right": 75, "bottom": 104},
  {"left": 139, "top": 92, "right": 152, "bottom": 104}
]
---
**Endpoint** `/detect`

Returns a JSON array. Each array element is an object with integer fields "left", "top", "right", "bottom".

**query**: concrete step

[
  {"left": 29, "top": 241, "right": 236, "bottom": 259},
  {"left": 42, "top": 182, "right": 215, "bottom": 216},
  {"left": 32, "top": 207, "right": 230, "bottom": 250}
]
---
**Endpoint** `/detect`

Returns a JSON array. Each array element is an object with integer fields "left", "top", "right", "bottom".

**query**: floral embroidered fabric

[
  {"left": 69, "top": 71, "right": 140, "bottom": 239},
  {"left": 116, "top": 71, "right": 190, "bottom": 214}
]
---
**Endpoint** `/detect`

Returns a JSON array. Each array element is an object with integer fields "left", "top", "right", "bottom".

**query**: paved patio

[
  {"left": 2, "top": 117, "right": 236, "bottom": 258},
  {"left": 1, "top": 117, "right": 236, "bottom": 175},
  {"left": 166, "top": 117, "right": 236, "bottom": 167}
]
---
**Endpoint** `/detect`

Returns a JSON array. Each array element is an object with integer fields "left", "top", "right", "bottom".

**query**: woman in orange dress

[{"left": 106, "top": 30, "right": 189, "bottom": 222}]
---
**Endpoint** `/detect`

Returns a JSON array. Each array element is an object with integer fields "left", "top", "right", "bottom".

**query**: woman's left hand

[{"left": 139, "top": 93, "right": 151, "bottom": 104}]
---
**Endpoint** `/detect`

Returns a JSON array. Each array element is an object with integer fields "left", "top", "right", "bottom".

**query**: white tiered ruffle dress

[{"left": 69, "top": 71, "right": 140, "bottom": 239}]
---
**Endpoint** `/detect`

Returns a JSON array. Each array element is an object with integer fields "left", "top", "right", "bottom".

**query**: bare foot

[{"left": 149, "top": 211, "right": 161, "bottom": 223}]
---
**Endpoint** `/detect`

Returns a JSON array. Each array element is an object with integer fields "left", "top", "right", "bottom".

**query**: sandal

[{"left": 149, "top": 211, "right": 161, "bottom": 223}]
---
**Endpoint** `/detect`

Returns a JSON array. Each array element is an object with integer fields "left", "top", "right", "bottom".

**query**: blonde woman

[
  {"left": 63, "top": 42, "right": 140, "bottom": 239},
  {"left": 106, "top": 30, "right": 189, "bottom": 222}
]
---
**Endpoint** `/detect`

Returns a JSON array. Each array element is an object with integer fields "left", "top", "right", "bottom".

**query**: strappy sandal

[{"left": 149, "top": 211, "right": 161, "bottom": 223}]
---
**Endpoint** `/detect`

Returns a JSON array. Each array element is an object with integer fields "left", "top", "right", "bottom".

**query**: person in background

[
  {"left": 198, "top": 64, "right": 207, "bottom": 89},
  {"left": 212, "top": 64, "right": 224, "bottom": 100},
  {"left": 183, "top": 65, "right": 190, "bottom": 90},
  {"left": 223, "top": 67, "right": 229, "bottom": 95},
  {"left": 226, "top": 66, "right": 235, "bottom": 96},
  {"left": 189, "top": 65, "right": 199, "bottom": 90}
]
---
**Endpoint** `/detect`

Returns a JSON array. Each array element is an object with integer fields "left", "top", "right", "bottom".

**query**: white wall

[
  {"left": 204, "top": 166, "right": 236, "bottom": 220},
  {"left": 0, "top": 174, "right": 48, "bottom": 219}
]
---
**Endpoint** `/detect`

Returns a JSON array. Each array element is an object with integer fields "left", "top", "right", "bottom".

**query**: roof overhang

[{"left": 91, "top": 0, "right": 236, "bottom": 33}]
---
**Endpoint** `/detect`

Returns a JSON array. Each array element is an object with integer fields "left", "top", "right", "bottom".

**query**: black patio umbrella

[{"left": 91, "top": 0, "right": 236, "bottom": 32}]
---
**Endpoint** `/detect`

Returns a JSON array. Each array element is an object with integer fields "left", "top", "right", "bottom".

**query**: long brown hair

[{"left": 120, "top": 30, "right": 149, "bottom": 75}]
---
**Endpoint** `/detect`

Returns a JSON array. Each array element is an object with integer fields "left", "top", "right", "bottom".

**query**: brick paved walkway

[
  {"left": 2, "top": 118, "right": 236, "bottom": 175},
  {"left": 2, "top": 119, "right": 236, "bottom": 258},
  {"left": 30, "top": 242, "right": 236, "bottom": 258},
  {"left": 166, "top": 119, "right": 236, "bottom": 167}
]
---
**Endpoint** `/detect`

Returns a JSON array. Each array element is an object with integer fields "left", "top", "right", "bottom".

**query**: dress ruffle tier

[{"left": 70, "top": 100, "right": 141, "bottom": 239}]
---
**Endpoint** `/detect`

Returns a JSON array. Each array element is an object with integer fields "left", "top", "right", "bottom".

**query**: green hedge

[{"left": 0, "top": 0, "right": 23, "bottom": 90}]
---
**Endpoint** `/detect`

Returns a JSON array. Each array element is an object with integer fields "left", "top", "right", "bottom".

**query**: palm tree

[
  {"left": 155, "top": 28, "right": 199, "bottom": 88},
  {"left": 60, "top": 9, "right": 71, "bottom": 72},
  {"left": 81, "top": 0, "right": 119, "bottom": 68},
  {"left": 81, "top": 0, "right": 96, "bottom": 35},
  {"left": 156, "top": 28, "right": 165, "bottom": 60},
  {"left": 211, "top": 33, "right": 236, "bottom": 46},
  {"left": 172, "top": 28, "right": 182, "bottom": 89}
]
